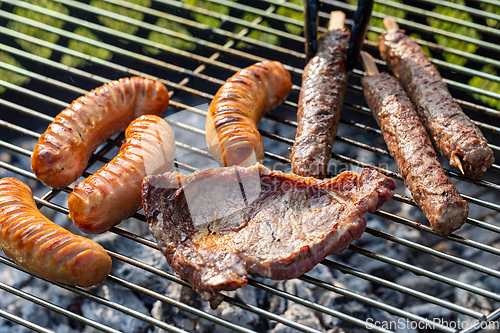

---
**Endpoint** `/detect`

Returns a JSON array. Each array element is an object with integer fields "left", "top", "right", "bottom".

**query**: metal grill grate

[{"left": 0, "top": 0, "right": 499, "bottom": 332}]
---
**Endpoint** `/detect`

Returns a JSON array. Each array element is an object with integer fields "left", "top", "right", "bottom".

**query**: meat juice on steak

[{"left": 142, "top": 164, "right": 395, "bottom": 302}]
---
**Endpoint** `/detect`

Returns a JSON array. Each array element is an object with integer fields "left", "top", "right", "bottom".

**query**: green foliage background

[{"left": 1, "top": 0, "right": 499, "bottom": 110}]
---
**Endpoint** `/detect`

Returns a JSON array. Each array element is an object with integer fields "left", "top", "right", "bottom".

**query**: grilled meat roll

[
  {"left": 0, "top": 178, "right": 112, "bottom": 287},
  {"left": 291, "top": 28, "right": 349, "bottom": 179},
  {"left": 362, "top": 72, "right": 468, "bottom": 236},
  {"left": 69, "top": 115, "right": 175, "bottom": 234},
  {"left": 206, "top": 61, "right": 292, "bottom": 167},
  {"left": 379, "top": 29, "right": 494, "bottom": 179},
  {"left": 31, "top": 77, "right": 170, "bottom": 189}
]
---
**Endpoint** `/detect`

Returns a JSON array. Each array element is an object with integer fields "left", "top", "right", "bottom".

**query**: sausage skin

[
  {"left": 379, "top": 29, "right": 494, "bottom": 179},
  {"left": 291, "top": 29, "right": 349, "bottom": 179},
  {"left": 362, "top": 72, "right": 468, "bottom": 236},
  {"left": 0, "top": 178, "right": 112, "bottom": 286},
  {"left": 31, "top": 77, "right": 170, "bottom": 189},
  {"left": 68, "top": 115, "right": 175, "bottom": 234},
  {"left": 206, "top": 61, "right": 292, "bottom": 167}
]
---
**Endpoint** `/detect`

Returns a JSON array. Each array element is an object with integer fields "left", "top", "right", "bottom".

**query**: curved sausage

[
  {"left": 379, "top": 29, "right": 494, "bottom": 179},
  {"left": 291, "top": 28, "right": 349, "bottom": 179},
  {"left": 0, "top": 178, "right": 112, "bottom": 287},
  {"left": 206, "top": 61, "right": 292, "bottom": 167},
  {"left": 362, "top": 72, "right": 468, "bottom": 236},
  {"left": 68, "top": 115, "right": 175, "bottom": 234},
  {"left": 31, "top": 77, "right": 170, "bottom": 189}
]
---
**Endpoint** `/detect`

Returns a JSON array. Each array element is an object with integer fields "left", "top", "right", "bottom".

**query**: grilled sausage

[
  {"left": 379, "top": 29, "right": 494, "bottom": 179},
  {"left": 31, "top": 77, "right": 170, "bottom": 189},
  {"left": 362, "top": 72, "right": 468, "bottom": 236},
  {"left": 0, "top": 178, "right": 112, "bottom": 286},
  {"left": 68, "top": 115, "right": 175, "bottom": 234},
  {"left": 291, "top": 29, "right": 349, "bottom": 179},
  {"left": 206, "top": 61, "right": 292, "bottom": 167}
]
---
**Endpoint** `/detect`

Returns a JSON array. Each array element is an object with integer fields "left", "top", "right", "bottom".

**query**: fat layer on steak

[{"left": 142, "top": 164, "right": 395, "bottom": 300}]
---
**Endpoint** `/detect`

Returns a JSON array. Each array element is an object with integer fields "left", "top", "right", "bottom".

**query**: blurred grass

[
  {"left": 1, "top": 0, "right": 500, "bottom": 111},
  {"left": 7, "top": 0, "right": 68, "bottom": 58},
  {"left": 181, "top": 0, "right": 235, "bottom": 29},
  {"left": 428, "top": 0, "right": 480, "bottom": 67},
  {"left": 145, "top": 18, "right": 196, "bottom": 54},
  {"left": 480, "top": 3, "right": 500, "bottom": 28},
  {"left": 276, "top": 0, "right": 303, "bottom": 35},
  {"left": 347, "top": 0, "right": 406, "bottom": 42},
  {"left": 90, "top": 0, "right": 151, "bottom": 35},
  {"left": 234, "top": 12, "right": 280, "bottom": 48},
  {"left": 61, "top": 27, "right": 113, "bottom": 68},
  {"left": 0, "top": 51, "right": 30, "bottom": 94},
  {"left": 469, "top": 65, "right": 500, "bottom": 109}
]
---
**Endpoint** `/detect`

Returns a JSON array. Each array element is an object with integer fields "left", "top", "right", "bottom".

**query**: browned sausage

[
  {"left": 31, "top": 77, "right": 170, "bottom": 189},
  {"left": 68, "top": 115, "right": 175, "bottom": 234},
  {"left": 379, "top": 28, "right": 494, "bottom": 179},
  {"left": 206, "top": 61, "right": 292, "bottom": 167},
  {"left": 0, "top": 178, "right": 112, "bottom": 287}
]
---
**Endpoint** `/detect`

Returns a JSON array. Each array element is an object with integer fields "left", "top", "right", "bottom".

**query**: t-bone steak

[{"left": 142, "top": 164, "right": 395, "bottom": 301}]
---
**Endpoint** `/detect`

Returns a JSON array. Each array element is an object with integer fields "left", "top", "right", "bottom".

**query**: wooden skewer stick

[
  {"left": 329, "top": 11, "right": 346, "bottom": 31},
  {"left": 360, "top": 51, "right": 379, "bottom": 76},
  {"left": 453, "top": 155, "right": 465, "bottom": 175},
  {"left": 383, "top": 17, "right": 399, "bottom": 31}
]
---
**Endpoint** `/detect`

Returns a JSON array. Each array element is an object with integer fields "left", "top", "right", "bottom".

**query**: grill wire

[{"left": 0, "top": 0, "right": 500, "bottom": 332}]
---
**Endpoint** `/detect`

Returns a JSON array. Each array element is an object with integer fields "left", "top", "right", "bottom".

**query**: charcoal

[
  {"left": 317, "top": 292, "right": 344, "bottom": 329},
  {"left": 455, "top": 271, "right": 492, "bottom": 315},
  {"left": 206, "top": 299, "right": 261, "bottom": 333},
  {"left": 305, "top": 264, "right": 337, "bottom": 290},
  {"left": 284, "top": 279, "right": 314, "bottom": 307},
  {"left": 81, "top": 284, "right": 151, "bottom": 333},
  {"left": 269, "top": 304, "right": 323, "bottom": 333},
  {"left": 394, "top": 326, "right": 418, "bottom": 333},
  {"left": 267, "top": 281, "right": 287, "bottom": 316},
  {"left": 151, "top": 283, "right": 205, "bottom": 333},
  {"left": 404, "top": 304, "right": 453, "bottom": 319},
  {"left": 373, "top": 286, "right": 405, "bottom": 308},
  {"left": 395, "top": 274, "right": 440, "bottom": 296},
  {"left": 336, "top": 273, "right": 372, "bottom": 295},
  {"left": 0, "top": 262, "right": 31, "bottom": 290},
  {"left": 53, "top": 324, "right": 73, "bottom": 333},
  {"left": 20, "top": 301, "right": 50, "bottom": 330}
]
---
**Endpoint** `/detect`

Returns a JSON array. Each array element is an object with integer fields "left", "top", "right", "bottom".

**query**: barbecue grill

[{"left": 0, "top": 0, "right": 500, "bottom": 332}]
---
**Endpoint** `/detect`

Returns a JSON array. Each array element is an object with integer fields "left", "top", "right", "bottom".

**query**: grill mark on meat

[
  {"left": 31, "top": 77, "right": 169, "bottom": 189},
  {"left": 266, "top": 221, "right": 277, "bottom": 241},
  {"left": 206, "top": 61, "right": 292, "bottom": 167},
  {"left": 215, "top": 117, "right": 243, "bottom": 128},
  {"left": 361, "top": 72, "right": 468, "bottom": 236},
  {"left": 291, "top": 29, "right": 350, "bottom": 179},
  {"left": 235, "top": 168, "right": 248, "bottom": 205},
  {"left": 142, "top": 164, "right": 395, "bottom": 301},
  {"left": 379, "top": 29, "right": 494, "bottom": 179}
]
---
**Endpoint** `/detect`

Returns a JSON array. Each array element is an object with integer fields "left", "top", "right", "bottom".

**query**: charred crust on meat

[
  {"left": 361, "top": 72, "right": 468, "bottom": 236},
  {"left": 379, "top": 29, "right": 494, "bottom": 179},
  {"left": 291, "top": 28, "right": 349, "bottom": 179},
  {"left": 215, "top": 117, "right": 242, "bottom": 127}
]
